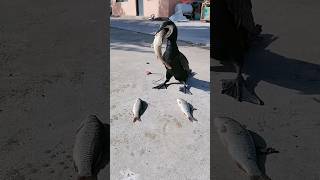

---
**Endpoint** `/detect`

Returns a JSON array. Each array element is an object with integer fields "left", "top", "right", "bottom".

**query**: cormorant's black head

[{"left": 155, "top": 20, "right": 177, "bottom": 42}]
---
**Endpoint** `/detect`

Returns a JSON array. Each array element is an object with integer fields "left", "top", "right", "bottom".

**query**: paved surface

[
  {"left": 212, "top": 0, "right": 320, "bottom": 179},
  {"left": 111, "top": 17, "right": 210, "bottom": 47},
  {"left": 0, "top": 0, "right": 108, "bottom": 179},
  {"left": 110, "top": 28, "right": 210, "bottom": 180}
]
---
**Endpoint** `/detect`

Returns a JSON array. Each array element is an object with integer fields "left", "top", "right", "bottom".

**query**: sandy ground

[
  {"left": 110, "top": 28, "right": 210, "bottom": 180},
  {"left": 211, "top": 0, "right": 320, "bottom": 179},
  {"left": 0, "top": 0, "right": 109, "bottom": 179}
]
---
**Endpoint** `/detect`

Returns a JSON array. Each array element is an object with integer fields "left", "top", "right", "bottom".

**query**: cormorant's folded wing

[
  {"left": 178, "top": 52, "right": 190, "bottom": 72},
  {"left": 225, "top": 0, "right": 256, "bottom": 33}
]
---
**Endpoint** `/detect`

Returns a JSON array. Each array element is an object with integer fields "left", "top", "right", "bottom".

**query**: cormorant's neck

[{"left": 166, "top": 39, "right": 178, "bottom": 49}]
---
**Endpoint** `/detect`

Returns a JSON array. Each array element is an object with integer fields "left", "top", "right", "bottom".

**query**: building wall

[
  {"left": 111, "top": 0, "right": 137, "bottom": 16},
  {"left": 111, "top": 0, "right": 178, "bottom": 17}
]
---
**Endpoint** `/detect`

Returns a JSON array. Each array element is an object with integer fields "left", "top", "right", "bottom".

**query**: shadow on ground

[
  {"left": 246, "top": 34, "right": 320, "bottom": 95},
  {"left": 212, "top": 34, "right": 320, "bottom": 97}
]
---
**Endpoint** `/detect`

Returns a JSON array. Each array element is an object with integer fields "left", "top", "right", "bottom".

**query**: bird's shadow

[
  {"left": 164, "top": 76, "right": 210, "bottom": 93},
  {"left": 187, "top": 76, "right": 210, "bottom": 92},
  {"left": 245, "top": 34, "right": 320, "bottom": 95},
  {"left": 212, "top": 33, "right": 320, "bottom": 104}
]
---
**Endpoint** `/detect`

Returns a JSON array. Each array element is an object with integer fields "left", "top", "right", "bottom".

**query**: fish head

[
  {"left": 176, "top": 98, "right": 183, "bottom": 104},
  {"left": 155, "top": 20, "right": 177, "bottom": 41},
  {"left": 214, "top": 117, "right": 231, "bottom": 133},
  {"left": 76, "top": 115, "right": 99, "bottom": 134}
]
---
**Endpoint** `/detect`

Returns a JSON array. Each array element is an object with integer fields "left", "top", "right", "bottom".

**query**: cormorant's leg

[
  {"left": 221, "top": 57, "right": 264, "bottom": 105},
  {"left": 153, "top": 71, "right": 172, "bottom": 89}
]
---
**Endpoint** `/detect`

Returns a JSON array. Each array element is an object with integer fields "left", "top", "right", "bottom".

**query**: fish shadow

[
  {"left": 249, "top": 130, "right": 279, "bottom": 174},
  {"left": 189, "top": 103, "right": 198, "bottom": 121},
  {"left": 103, "top": 123, "right": 110, "bottom": 165},
  {"left": 139, "top": 100, "right": 148, "bottom": 120}
]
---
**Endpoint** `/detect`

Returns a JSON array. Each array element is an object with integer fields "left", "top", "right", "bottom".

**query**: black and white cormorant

[
  {"left": 212, "top": 0, "right": 264, "bottom": 105},
  {"left": 152, "top": 20, "right": 192, "bottom": 94}
]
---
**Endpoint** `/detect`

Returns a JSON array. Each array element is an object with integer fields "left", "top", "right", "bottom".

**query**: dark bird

[
  {"left": 73, "top": 115, "right": 109, "bottom": 180},
  {"left": 211, "top": 0, "right": 264, "bottom": 105},
  {"left": 152, "top": 20, "right": 192, "bottom": 94}
]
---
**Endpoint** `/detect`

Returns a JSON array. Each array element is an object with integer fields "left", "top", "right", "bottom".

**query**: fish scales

[
  {"left": 214, "top": 117, "right": 263, "bottom": 177},
  {"left": 153, "top": 29, "right": 171, "bottom": 69},
  {"left": 133, "top": 98, "right": 143, "bottom": 122},
  {"left": 73, "top": 115, "right": 108, "bottom": 178},
  {"left": 177, "top": 98, "right": 197, "bottom": 122}
]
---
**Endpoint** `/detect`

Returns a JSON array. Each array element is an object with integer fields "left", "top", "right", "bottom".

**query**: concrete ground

[
  {"left": 0, "top": 0, "right": 108, "bottom": 179},
  {"left": 110, "top": 28, "right": 210, "bottom": 180},
  {"left": 212, "top": 0, "right": 320, "bottom": 179},
  {"left": 111, "top": 17, "right": 210, "bottom": 47}
]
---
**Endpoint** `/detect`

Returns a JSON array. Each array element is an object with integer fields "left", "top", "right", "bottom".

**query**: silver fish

[
  {"left": 73, "top": 115, "right": 109, "bottom": 180},
  {"left": 177, "top": 98, "right": 197, "bottom": 122},
  {"left": 214, "top": 117, "right": 271, "bottom": 180},
  {"left": 153, "top": 29, "right": 172, "bottom": 69},
  {"left": 132, "top": 98, "right": 146, "bottom": 122}
]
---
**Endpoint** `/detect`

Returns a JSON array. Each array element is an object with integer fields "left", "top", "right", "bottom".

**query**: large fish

[
  {"left": 132, "top": 98, "right": 147, "bottom": 122},
  {"left": 73, "top": 115, "right": 109, "bottom": 180},
  {"left": 177, "top": 98, "right": 197, "bottom": 122},
  {"left": 152, "top": 29, "right": 172, "bottom": 69},
  {"left": 214, "top": 117, "right": 271, "bottom": 180}
]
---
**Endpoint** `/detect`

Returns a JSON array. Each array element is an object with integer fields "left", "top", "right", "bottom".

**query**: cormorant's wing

[
  {"left": 178, "top": 52, "right": 190, "bottom": 72},
  {"left": 225, "top": 0, "right": 256, "bottom": 33}
]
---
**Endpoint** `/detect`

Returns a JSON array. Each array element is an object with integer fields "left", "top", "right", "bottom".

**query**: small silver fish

[
  {"left": 153, "top": 29, "right": 172, "bottom": 69},
  {"left": 132, "top": 98, "right": 146, "bottom": 122},
  {"left": 214, "top": 117, "right": 271, "bottom": 180},
  {"left": 177, "top": 98, "right": 197, "bottom": 122}
]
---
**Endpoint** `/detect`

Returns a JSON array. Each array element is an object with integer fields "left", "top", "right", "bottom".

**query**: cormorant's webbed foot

[
  {"left": 153, "top": 82, "right": 168, "bottom": 89},
  {"left": 179, "top": 82, "right": 192, "bottom": 95},
  {"left": 221, "top": 75, "right": 264, "bottom": 105}
]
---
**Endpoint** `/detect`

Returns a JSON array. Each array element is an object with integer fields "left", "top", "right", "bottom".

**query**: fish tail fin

[
  {"left": 133, "top": 117, "right": 141, "bottom": 122},
  {"left": 250, "top": 175, "right": 272, "bottom": 180},
  {"left": 188, "top": 116, "right": 198, "bottom": 122}
]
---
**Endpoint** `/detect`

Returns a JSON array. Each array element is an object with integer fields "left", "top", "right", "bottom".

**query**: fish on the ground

[
  {"left": 214, "top": 117, "right": 271, "bottom": 180},
  {"left": 177, "top": 98, "right": 197, "bottom": 122},
  {"left": 73, "top": 115, "right": 109, "bottom": 180},
  {"left": 132, "top": 98, "right": 147, "bottom": 122}
]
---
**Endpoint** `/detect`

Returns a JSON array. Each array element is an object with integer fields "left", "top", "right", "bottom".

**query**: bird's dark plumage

[{"left": 211, "top": 0, "right": 264, "bottom": 105}]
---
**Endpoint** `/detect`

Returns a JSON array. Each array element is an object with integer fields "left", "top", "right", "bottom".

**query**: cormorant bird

[
  {"left": 152, "top": 20, "right": 192, "bottom": 94},
  {"left": 211, "top": 0, "right": 264, "bottom": 105}
]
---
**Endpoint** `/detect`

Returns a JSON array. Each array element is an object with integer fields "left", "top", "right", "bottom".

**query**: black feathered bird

[
  {"left": 211, "top": 0, "right": 264, "bottom": 105},
  {"left": 152, "top": 20, "right": 192, "bottom": 94}
]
